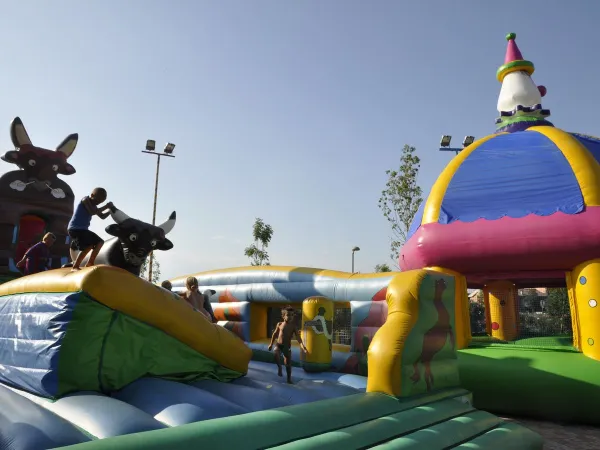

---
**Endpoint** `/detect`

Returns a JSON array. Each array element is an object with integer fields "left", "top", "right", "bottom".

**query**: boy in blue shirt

[{"left": 67, "top": 187, "right": 114, "bottom": 271}]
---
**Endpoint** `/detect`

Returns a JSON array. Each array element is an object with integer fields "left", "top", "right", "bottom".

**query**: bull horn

[
  {"left": 111, "top": 208, "right": 131, "bottom": 224},
  {"left": 158, "top": 211, "right": 176, "bottom": 235}
]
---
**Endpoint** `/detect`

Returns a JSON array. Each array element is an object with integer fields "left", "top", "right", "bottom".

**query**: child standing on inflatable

[
  {"left": 181, "top": 276, "right": 214, "bottom": 321},
  {"left": 268, "top": 306, "right": 308, "bottom": 384},
  {"left": 67, "top": 187, "right": 114, "bottom": 271},
  {"left": 16, "top": 232, "right": 56, "bottom": 275}
]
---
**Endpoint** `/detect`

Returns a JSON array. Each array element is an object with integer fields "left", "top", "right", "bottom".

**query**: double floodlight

[
  {"left": 440, "top": 135, "right": 475, "bottom": 149},
  {"left": 144, "top": 140, "right": 176, "bottom": 155}
]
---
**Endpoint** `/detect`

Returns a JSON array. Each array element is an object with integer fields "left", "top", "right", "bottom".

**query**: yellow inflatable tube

[
  {"left": 0, "top": 266, "right": 252, "bottom": 373},
  {"left": 367, "top": 269, "right": 428, "bottom": 396},
  {"left": 569, "top": 259, "right": 600, "bottom": 361},
  {"left": 367, "top": 269, "right": 459, "bottom": 397}
]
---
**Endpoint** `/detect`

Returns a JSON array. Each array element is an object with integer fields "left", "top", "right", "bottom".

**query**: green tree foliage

[
  {"left": 469, "top": 300, "right": 487, "bottom": 335},
  {"left": 374, "top": 263, "right": 392, "bottom": 273},
  {"left": 378, "top": 144, "right": 423, "bottom": 265},
  {"left": 139, "top": 253, "right": 161, "bottom": 284},
  {"left": 520, "top": 294, "right": 541, "bottom": 312},
  {"left": 546, "top": 287, "right": 571, "bottom": 334},
  {"left": 244, "top": 218, "right": 274, "bottom": 266}
]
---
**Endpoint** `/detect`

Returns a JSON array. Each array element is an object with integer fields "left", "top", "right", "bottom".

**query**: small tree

[
  {"left": 374, "top": 263, "right": 392, "bottom": 273},
  {"left": 244, "top": 218, "right": 274, "bottom": 266},
  {"left": 469, "top": 301, "right": 487, "bottom": 335},
  {"left": 378, "top": 144, "right": 423, "bottom": 266},
  {"left": 140, "top": 253, "right": 161, "bottom": 284},
  {"left": 546, "top": 288, "right": 571, "bottom": 334}
]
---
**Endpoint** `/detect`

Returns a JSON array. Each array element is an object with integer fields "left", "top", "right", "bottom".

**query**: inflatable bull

[{"left": 68, "top": 208, "right": 176, "bottom": 277}]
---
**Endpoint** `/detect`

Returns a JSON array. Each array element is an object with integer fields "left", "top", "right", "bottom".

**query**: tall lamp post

[
  {"left": 439, "top": 135, "right": 475, "bottom": 155},
  {"left": 142, "top": 139, "right": 176, "bottom": 282},
  {"left": 351, "top": 246, "right": 360, "bottom": 273}
]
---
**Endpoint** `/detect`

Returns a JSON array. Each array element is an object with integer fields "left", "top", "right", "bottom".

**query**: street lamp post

[
  {"left": 142, "top": 140, "right": 176, "bottom": 282},
  {"left": 439, "top": 135, "right": 475, "bottom": 155},
  {"left": 351, "top": 246, "right": 360, "bottom": 273}
]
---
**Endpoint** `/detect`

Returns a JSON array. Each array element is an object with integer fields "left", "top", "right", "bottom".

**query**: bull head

[
  {"left": 1, "top": 117, "right": 77, "bottom": 197},
  {"left": 106, "top": 208, "right": 176, "bottom": 267}
]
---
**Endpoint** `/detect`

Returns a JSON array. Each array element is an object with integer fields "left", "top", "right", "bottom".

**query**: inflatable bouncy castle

[
  {"left": 400, "top": 32, "right": 600, "bottom": 424},
  {"left": 1, "top": 32, "right": 593, "bottom": 449},
  {"left": 0, "top": 118, "right": 77, "bottom": 282}
]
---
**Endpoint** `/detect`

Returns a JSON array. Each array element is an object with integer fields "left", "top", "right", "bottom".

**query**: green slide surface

[{"left": 55, "top": 388, "right": 542, "bottom": 450}]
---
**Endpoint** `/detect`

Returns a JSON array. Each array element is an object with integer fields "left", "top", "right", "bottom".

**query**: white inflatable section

[{"left": 497, "top": 70, "right": 542, "bottom": 112}]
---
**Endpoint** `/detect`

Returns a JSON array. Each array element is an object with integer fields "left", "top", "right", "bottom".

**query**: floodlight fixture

[
  {"left": 440, "top": 135, "right": 452, "bottom": 147},
  {"left": 352, "top": 246, "right": 360, "bottom": 252},
  {"left": 462, "top": 136, "right": 475, "bottom": 147},
  {"left": 164, "top": 143, "right": 176, "bottom": 154},
  {"left": 146, "top": 140, "right": 156, "bottom": 151}
]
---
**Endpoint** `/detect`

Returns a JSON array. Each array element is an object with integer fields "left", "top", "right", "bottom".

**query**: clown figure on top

[{"left": 495, "top": 33, "right": 553, "bottom": 133}]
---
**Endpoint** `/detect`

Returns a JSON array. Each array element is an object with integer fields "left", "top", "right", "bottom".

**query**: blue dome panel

[
  {"left": 439, "top": 131, "right": 584, "bottom": 224},
  {"left": 407, "top": 201, "right": 425, "bottom": 240}
]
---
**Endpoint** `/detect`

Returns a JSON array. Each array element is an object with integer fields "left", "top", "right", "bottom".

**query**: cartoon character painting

[
  {"left": 410, "top": 278, "right": 455, "bottom": 392},
  {"left": 0, "top": 117, "right": 77, "bottom": 275},
  {"left": 304, "top": 306, "right": 333, "bottom": 350}
]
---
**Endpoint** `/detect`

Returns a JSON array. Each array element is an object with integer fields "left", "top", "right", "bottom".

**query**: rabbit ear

[
  {"left": 56, "top": 133, "right": 78, "bottom": 158},
  {"left": 10, "top": 117, "right": 32, "bottom": 148}
]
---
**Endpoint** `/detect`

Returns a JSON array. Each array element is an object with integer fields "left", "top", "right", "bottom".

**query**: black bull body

[{"left": 69, "top": 208, "right": 176, "bottom": 277}]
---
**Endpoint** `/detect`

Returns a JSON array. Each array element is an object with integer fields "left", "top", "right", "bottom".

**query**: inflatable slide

[{"left": 0, "top": 265, "right": 543, "bottom": 449}]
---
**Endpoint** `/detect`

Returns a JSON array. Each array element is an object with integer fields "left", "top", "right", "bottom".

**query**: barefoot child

[
  {"left": 67, "top": 187, "right": 114, "bottom": 271},
  {"left": 268, "top": 306, "right": 308, "bottom": 384},
  {"left": 16, "top": 232, "right": 56, "bottom": 275},
  {"left": 180, "top": 276, "right": 212, "bottom": 320}
]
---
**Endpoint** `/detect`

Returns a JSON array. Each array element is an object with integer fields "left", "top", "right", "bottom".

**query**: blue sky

[{"left": 0, "top": 2, "right": 598, "bottom": 280}]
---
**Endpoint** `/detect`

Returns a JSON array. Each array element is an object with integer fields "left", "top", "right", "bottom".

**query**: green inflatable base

[
  {"left": 55, "top": 388, "right": 542, "bottom": 450},
  {"left": 57, "top": 292, "right": 243, "bottom": 397},
  {"left": 458, "top": 347, "right": 600, "bottom": 426}
]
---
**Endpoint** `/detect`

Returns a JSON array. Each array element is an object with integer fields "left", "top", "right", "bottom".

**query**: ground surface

[{"left": 503, "top": 417, "right": 600, "bottom": 450}]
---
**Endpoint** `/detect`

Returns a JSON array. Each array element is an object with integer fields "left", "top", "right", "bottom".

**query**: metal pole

[
  {"left": 352, "top": 251, "right": 355, "bottom": 273},
  {"left": 148, "top": 154, "right": 161, "bottom": 282}
]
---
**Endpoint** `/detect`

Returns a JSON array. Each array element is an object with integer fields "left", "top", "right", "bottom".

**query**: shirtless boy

[{"left": 268, "top": 306, "right": 308, "bottom": 384}]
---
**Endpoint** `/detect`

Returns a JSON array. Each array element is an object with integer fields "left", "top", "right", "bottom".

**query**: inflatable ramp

[
  {"left": 45, "top": 388, "right": 541, "bottom": 450},
  {"left": 0, "top": 266, "right": 251, "bottom": 398}
]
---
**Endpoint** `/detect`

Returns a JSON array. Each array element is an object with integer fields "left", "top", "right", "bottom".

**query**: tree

[
  {"left": 378, "top": 144, "right": 423, "bottom": 266},
  {"left": 244, "top": 218, "right": 274, "bottom": 266},
  {"left": 374, "top": 263, "right": 392, "bottom": 273},
  {"left": 140, "top": 253, "right": 161, "bottom": 284},
  {"left": 546, "top": 288, "right": 571, "bottom": 334},
  {"left": 469, "top": 300, "right": 487, "bottom": 335}
]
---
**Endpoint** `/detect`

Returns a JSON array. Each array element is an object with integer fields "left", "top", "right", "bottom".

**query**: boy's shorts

[
  {"left": 276, "top": 343, "right": 291, "bottom": 357},
  {"left": 68, "top": 229, "right": 103, "bottom": 251}
]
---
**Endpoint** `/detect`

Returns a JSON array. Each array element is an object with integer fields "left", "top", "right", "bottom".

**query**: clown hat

[{"left": 496, "top": 33, "right": 535, "bottom": 82}]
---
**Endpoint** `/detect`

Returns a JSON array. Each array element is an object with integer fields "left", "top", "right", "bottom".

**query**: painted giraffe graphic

[
  {"left": 303, "top": 307, "right": 333, "bottom": 350},
  {"left": 410, "top": 278, "right": 455, "bottom": 392}
]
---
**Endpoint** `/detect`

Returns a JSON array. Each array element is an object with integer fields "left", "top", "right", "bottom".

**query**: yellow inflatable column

[
  {"left": 569, "top": 260, "right": 600, "bottom": 361},
  {"left": 484, "top": 280, "right": 519, "bottom": 341},
  {"left": 301, "top": 296, "right": 334, "bottom": 372}
]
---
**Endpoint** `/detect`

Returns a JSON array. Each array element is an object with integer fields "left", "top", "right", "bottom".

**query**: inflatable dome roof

[{"left": 401, "top": 34, "right": 600, "bottom": 288}]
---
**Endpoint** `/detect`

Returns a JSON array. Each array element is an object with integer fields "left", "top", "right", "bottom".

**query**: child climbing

[
  {"left": 268, "top": 306, "right": 308, "bottom": 384},
  {"left": 67, "top": 187, "right": 114, "bottom": 271},
  {"left": 410, "top": 278, "right": 455, "bottom": 392},
  {"left": 180, "top": 276, "right": 213, "bottom": 321},
  {"left": 16, "top": 232, "right": 56, "bottom": 275}
]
